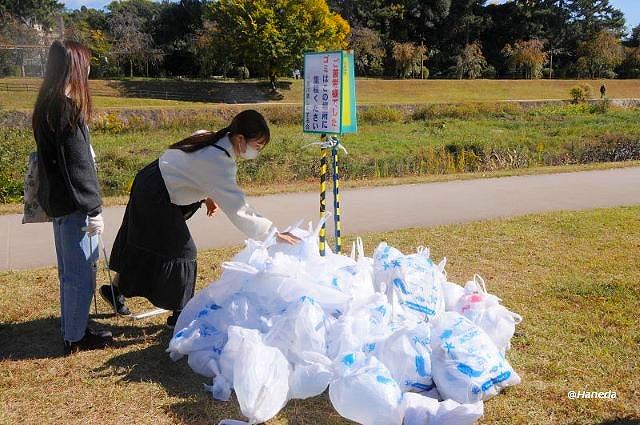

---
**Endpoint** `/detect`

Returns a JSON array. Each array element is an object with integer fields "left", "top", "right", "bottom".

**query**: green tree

[
  {"left": 0, "top": 0, "right": 62, "bottom": 76},
  {"left": 483, "top": 1, "right": 563, "bottom": 76},
  {"left": 576, "top": 30, "right": 624, "bottom": 78},
  {"left": 425, "top": 0, "right": 486, "bottom": 76},
  {"left": 392, "top": 41, "right": 427, "bottom": 78},
  {"left": 106, "top": 0, "right": 162, "bottom": 31},
  {"left": 626, "top": 24, "right": 640, "bottom": 48},
  {"left": 619, "top": 46, "right": 640, "bottom": 78},
  {"left": 202, "top": 0, "right": 350, "bottom": 90},
  {"left": 153, "top": 0, "right": 205, "bottom": 77},
  {"left": 350, "top": 26, "right": 385, "bottom": 76},
  {"left": 329, "top": 0, "right": 450, "bottom": 42},
  {"left": 109, "top": 8, "right": 154, "bottom": 77},
  {"left": 564, "top": 0, "right": 626, "bottom": 39},
  {"left": 456, "top": 41, "right": 487, "bottom": 79},
  {"left": 194, "top": 19, "right": 221, "bottom": 77},
  {"left": 502, "top": 38, "right": 548, "bottom": 79},
  {"left": 0, "top": 14, "right": 46, "bottom": 77},
  {"left": 0, "top": 0, "right": 63, "bottom": 27},
  {"left": 64, "top": 8, "right": 116, "bottom": 77}
]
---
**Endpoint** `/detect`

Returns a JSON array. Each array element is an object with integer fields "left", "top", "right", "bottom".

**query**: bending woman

[{"left": 105, "top": 110, "right": 299, "bottom": 326}]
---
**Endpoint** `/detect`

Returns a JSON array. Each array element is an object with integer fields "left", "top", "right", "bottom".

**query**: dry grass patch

[
  {"left": 4, "top": 78, "right": 640, "bottom": 110},
  {"left": 1, "top": 207, "right": 639, "bottom": 424}
]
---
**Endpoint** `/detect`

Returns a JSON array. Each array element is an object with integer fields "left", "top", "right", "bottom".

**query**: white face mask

[{"left": 240, "top": 144, "right": 259, "bottom": 160}]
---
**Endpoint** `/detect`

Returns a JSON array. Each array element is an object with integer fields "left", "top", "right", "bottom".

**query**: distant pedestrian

[{"left": 600, "top": 84, "right": 606, "bottom": 99}]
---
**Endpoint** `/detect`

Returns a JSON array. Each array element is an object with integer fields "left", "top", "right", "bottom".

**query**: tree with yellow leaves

[
  {"left": 200, "top": 0, "right": 349, "bottom": 92},
  {"left": 502, "top": 39, "right": 548, "bottom": 79},
  {"left": 576, "top": 30, "right": 624, "bottom": 78}
]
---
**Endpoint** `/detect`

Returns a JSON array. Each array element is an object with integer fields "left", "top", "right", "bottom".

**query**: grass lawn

[
  {"left": 3, "top": 104, "right": 640, "bottom": 201},
  {"left": 2, "top": 102, "right": 640, "bottom": 206},
  {"left": 3, "top": 77, "right": 640, "bottom": 110},
  {"left": 0, "top": 91, "right": 217, "bottom": 111},
  {"left": 1, "top": 206, "right": 639, "bottom": 424}
]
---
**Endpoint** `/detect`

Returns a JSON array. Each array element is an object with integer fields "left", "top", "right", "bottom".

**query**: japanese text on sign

[{"left": 304, "top": 52, "right": 342, "bottom": 133}]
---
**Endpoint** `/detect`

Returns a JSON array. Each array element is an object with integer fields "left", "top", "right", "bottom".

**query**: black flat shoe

[
  {"left": 100, "top": 284, "right": 131, "bottom": 316},
  {"left": 63, "top": 328, "right": 113, "bottom": 355},
  {"left": 166, "top": 310, "right": 181, "bottom": 329}
]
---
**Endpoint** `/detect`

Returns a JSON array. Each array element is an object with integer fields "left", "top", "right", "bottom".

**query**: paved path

[{"left": 2, "top": 167, "right": 639, "bottom": 271}]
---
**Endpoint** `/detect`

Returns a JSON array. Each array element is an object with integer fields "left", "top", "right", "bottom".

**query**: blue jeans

[{"left": 52, "top": 211, "right": 98, "bottom": 342}]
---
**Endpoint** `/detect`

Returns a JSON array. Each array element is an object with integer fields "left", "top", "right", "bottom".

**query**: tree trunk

[
  {"left": 420, "top": 41, "right": 424, "bottom": 80},
  {"left": 130, "top": 59, "right": 133, "bottom": 78}
]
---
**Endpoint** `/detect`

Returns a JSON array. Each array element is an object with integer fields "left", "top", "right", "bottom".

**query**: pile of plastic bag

[{"left": 168, "top": 217, "right": 523, "bottom": 425}]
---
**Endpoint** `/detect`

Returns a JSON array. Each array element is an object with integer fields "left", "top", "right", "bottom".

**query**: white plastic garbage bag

[
  {"left": 171, "top": 264, "right": 260, "bottom": 336},
  {"left": 435, "top": 399, "right": 485, "bottom": 425},
  {"left": 267, "top": 216, "right": 326, "bottom": 260},
  {"left": 210, "top": 326, "right": 263, "bottom": 401},
  {"left": 375, "top": 322, "right": 435, "bottom": 393},
  {"left": 442, "top": 281, "right": 465, "bottom": 312},
  {"left": 233, "top": 337, "right": 290, "bottom": 424},
  {"left": 168, "top": 320, "right": 227, "bottom": 356},
  {"left": 289, "top": 352, "right": 333, "bottom": 399},
  {"left": 455, "top": 275, "right": 523, "bottom": 354},
  {"left": 329, "top": 352, "right": 403, "bottom": 425},
  {"left": 326, "top": 294, "right": 393, "bottom": 359},
  {"left": 264, "top": 296, "right": 329, "bottom": 362},
  {"left": 401, "top": 393, "right": 484, "bottom": 425},
  {"left": 187, "top": 348, "right": 222, "bottom": 378},
  {"left": 330, "top": 237, "right": 375, "bottom": 301},
  {"left": 373, "top": 243, "right": 445, "bottom": 323},
  {"left": 168, "top": 219, "right": 522, "bottom": 425},
  {"left": 431, "top": 312, "right": 520, "bottom": 403}
]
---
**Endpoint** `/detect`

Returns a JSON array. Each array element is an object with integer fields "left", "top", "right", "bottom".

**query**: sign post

[{"left": 303, "top": 51, "right": 357, "bottom": 255}]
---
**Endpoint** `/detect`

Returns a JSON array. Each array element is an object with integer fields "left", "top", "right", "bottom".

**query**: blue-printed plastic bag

[
  {"left": 375, "top": 323, "right": 436, "bottom": 395},
  {"left": 329, "top": 352, "right": 403, "bottom": 425},
  {"left": 430, "top": 312, "right": 520, "bottom": 403},
  {"left": 373, "top": 242, "right": 445, "bottom": 323}
]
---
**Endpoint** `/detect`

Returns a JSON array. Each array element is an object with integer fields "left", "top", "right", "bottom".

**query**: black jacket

[{"left": 34, "top": 101, "right": 102, "bottom": 218}]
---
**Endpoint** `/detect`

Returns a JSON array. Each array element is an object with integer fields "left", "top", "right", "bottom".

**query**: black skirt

[{"left": 109, "top": 160, "right": 202, "bottom": 311}]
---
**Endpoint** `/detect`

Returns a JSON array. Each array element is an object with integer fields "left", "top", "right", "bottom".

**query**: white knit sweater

[{"left": 159, "top": 134, "right": 275, "bottom": 240}]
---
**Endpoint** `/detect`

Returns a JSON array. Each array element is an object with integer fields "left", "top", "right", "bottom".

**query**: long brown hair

[
  {"left": 169, "top": 109, "right": 271, "bottom": 153},
  {"left": 32, "top": 40, "right": 93, "bottom": 133}
]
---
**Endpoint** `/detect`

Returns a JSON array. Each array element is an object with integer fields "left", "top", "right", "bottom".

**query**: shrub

[
  {"left": 411, "top": 102, "right": 523, "bottom": 121},
  {"left": 0, "top": 128, "right": 32, "bottom": 202},
  {"left": 236, "top": 66, "right": 250, "bottom": 80},
  {"left": 590, "top": 98, "right": 611, "bottom": 114},
  {"left": 92, "top": 112, "right": 126, "bottom": 133},
  {"left": 569, "top": 84, "right": 593, "bottom": 104},
  {"left": 360, "top": 106, "right": 405, "bottom": 124},
  {"left": 261, "top": 106, "right": 300, "bottom": 125}
]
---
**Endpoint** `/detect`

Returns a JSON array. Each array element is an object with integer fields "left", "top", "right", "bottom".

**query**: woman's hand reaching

[{"left": 204, "top": 197, "right": 219, "bottom": 216}]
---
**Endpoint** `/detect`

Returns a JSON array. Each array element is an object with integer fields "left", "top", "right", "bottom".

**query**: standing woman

[
  {"left": 105, "top": 110, "right": 299, "bottom": 327},
  {"left": 33, "top": 40, "right": 112, "bottom": 354}
]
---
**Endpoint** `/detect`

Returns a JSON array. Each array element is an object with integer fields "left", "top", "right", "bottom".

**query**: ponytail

[
  {"left": 169, "top": 109, "right": 270, "bottom": 154},
  {"left": 169, "top": 126, "right": 230, "bottom": 153}
]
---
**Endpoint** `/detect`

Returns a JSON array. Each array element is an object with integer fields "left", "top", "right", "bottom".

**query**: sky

[{"left": 61, "top": 0, "right": 640, "bottom": 33}]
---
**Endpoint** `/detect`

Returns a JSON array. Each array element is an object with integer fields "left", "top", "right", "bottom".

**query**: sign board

[{"left": 303, "top": 51, "right": 357, "bottom": 134}]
